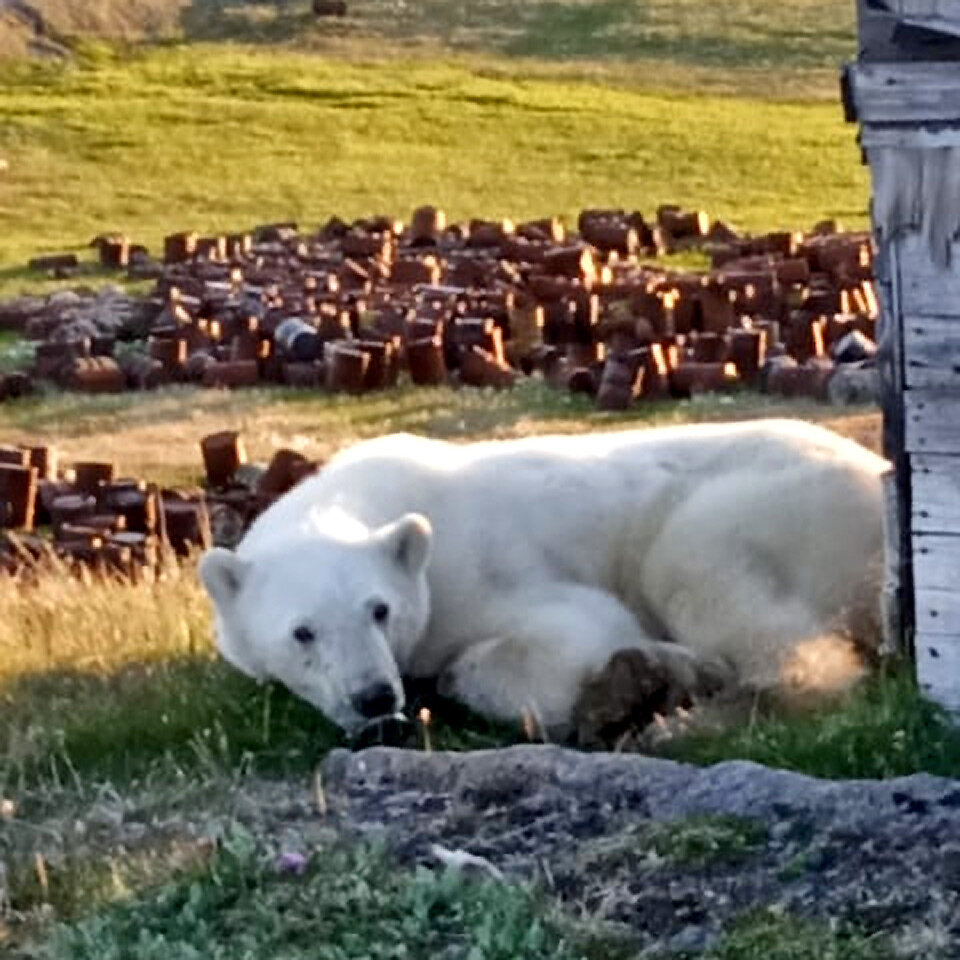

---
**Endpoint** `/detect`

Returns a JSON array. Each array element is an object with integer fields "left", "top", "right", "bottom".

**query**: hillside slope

[{"left": 0, "top": 0, "right": 185, "bottom": 52}]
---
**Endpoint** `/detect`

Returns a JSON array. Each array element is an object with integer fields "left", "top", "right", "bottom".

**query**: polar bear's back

[{"left": 243, "top": 419, "right": 886, "bottom": 552}]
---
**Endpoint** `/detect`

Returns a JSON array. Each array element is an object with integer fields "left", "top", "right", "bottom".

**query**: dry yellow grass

[
  {"left": 0, "top": 383, "right": 882, "bottom": 486},
  {"left": 0, "top": 555, "right": 210, "bottom": 680}
]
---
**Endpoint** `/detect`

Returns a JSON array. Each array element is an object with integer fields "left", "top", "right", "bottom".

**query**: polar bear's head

[{"left": 198, "top": 513, "right": 432, "bottom": 734}]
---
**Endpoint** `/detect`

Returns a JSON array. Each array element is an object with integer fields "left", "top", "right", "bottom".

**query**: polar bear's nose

[{"left": 351, "top": 682, "right": 399, "bottom": 719}]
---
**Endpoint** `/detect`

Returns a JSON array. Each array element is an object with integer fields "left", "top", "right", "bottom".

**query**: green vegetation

[
  {"left": 23, "top": 0, "right": 855, "bottom": 94},
  {"left": 30, "top": 829, "right": 890, "bottom": 960},
  {"left": 578, "top": 814, "right": 768, "bottom": 873},
  {"left": 0, "top": 0, "right": 867, "bottom": 298},
  {"left": 658, "top": 667, "right": 960, "bottom": 781},
  {"left": 0, "top": 329, "right": 33, "bottom": 372},
  {"left": 0, "top": 45, "right": 866, "bottom": 276},
  {"left": 703, "top": 913, "right": 893, "bottom": 960},
  {"left": 649, "top": 815, "right": 768, "bottom": 866},
  {"left": 37, "top": 835, "right": 581, "bottom": 960}
]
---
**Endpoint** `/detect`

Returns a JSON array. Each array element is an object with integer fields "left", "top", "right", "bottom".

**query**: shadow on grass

[
  {"left": 498, "top": 0, "right": 849, "bottom": 69},
  {"left": 180, "top": 1, "right": 326, "bottom": 45},
  {"left": 0, "top": 655, "right": 520, "bottom": 795},
  {"left": 0, "top": 261, "right": 151, "bottom": 301},
  {"left": 2, "top": 658, "right": 343, "bottom": 791}
]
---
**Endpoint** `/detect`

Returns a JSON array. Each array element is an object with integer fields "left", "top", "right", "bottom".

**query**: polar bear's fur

[{"left": 199, "top": 419, "right": 887, "bottom": 737}]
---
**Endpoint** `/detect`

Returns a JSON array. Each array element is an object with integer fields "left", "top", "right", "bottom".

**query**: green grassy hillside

[{"left": 0, "top": 45, "right": 866, "bottom": 293}]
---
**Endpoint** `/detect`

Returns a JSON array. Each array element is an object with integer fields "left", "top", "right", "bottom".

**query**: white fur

[{"left": 199, "top": 419, "right": 887, "bottom": 736}]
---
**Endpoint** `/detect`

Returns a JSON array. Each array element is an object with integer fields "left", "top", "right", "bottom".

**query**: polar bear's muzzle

[{"left": 350, "top": 681, "right": 400, "bottom": 719}]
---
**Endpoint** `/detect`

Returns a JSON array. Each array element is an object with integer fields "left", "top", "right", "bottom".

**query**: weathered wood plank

[
  {"left": 857, "top": 0, "right": 896, "bottom": 58},
  {"left": 916, "top": 631, "right": 960, "bottom": 712},
  {"left": 913, "top": 533, "right": 960, "bottom": 589},
  {"left": 915, "top": 586, "right": 960, "bottom": 633},
  {"left": 904, "top": 316, "right": 960, "bottom": 387},
  {"left": 862, "top": 126, "right": 960, "bottom": 150},
  {"left": 850, "top": 62, "right": 960, "bottom": 124},
  {"left": 898, "top": 234, "right": 960, "bottom": 317},
  {"left": 882, "top": 469, "right": 906, "bottom": 655},
  {"left": 912, "top": 455, "right": 960, "bottom": 533},
  {"left": 893, "top": 0, "right": 960, "bottom": 39},
  {"left": 904, "top": 391, "right": 960, "bottom": 453},
  {"left": 885, "top": 237, "right": 917, "bottom": 651}
]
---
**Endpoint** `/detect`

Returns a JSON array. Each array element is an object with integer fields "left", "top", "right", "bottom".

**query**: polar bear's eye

[
  {"left": 292, "top": 625, "right": 316, "bottom": 644},
  {"left": 372, "top": 602, "right": 390, "bottom": 625}
]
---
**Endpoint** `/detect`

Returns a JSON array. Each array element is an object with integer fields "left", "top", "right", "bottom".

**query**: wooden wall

[
  {"left": 854, "top": 0, "right": 960, "bottom": 711},
  {"left": 895, "top": 234, "right": 960, "bottom": 708}
]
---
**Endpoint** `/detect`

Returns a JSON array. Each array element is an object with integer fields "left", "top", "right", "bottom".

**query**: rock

[{"left": 318, "top": 746, "right": 960, "bottom": 952}]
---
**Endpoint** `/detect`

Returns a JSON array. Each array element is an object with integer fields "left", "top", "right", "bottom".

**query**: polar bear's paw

[{"left": 574, "top": 646, "right": 736, "bottom": 749}]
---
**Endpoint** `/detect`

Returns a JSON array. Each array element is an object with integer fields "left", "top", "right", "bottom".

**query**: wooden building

[{"left": 845, "top": 1, "right": 960, "bottom": 709}]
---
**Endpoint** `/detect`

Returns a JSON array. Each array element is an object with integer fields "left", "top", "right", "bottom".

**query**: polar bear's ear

[
  {"left": 198, "top": 548, "right": 251, "bottom": 609},
  {"left": 377, "top": 513, "right": 432, "bottom": 576}
]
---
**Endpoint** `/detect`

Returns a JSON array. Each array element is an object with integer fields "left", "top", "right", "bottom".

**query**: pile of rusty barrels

[
  {"left": 0, "top": 206, "right": 877, "bottom": 410},
  {"left": 0, "top": 432, "right": 319, "bottom": 578}
]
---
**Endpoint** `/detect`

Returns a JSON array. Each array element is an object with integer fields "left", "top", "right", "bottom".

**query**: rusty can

[
  {"left": 406, "top": 336, "right": 447, "bottom": 386},
  {"left": 669, "top": 362, "right": 740, "bottom": 397},
  {"left": 69, "top": 357, "right": 126, "bottom": 393},
  {"left": 356, "top": 340, "right": 393, "bottom": 391},
  {"left": 657, "top": 206, "right": 709, "bottom": 239},
  {"left": 580, "top": 221, "right": 639, "bottom": 257},
  {"left": 258, "top": 449, "right": 317, "bottom": 500},
  {"left": 27, "top": 446, "right": 57, "bottom": 482},
  {"left": 50, "top": 493, "right": 96, "bottom": 535},
  {"left": 458, "top": 346, "right": 517, "bottom": 390},
  {"left": 2, "top": 372, "right": 32, "bottom": 399},
  {"left": 97, "top": 236, "right": 130, "bottom": 269},
  {"left": 325, "top": 343, "right": 370, "bottom": 393},
  {"left": 0, "top": 446, "right": 29, "bottom": 467},
  {"left": 727, "top": 328, "right": 767, "bottom": 386},
  {"left": 596, "top": 352, "right": 644, "bottom": 411},
  {"left": 148, "top": 336, "right": 189, "bottom": 374},
  {"left": 160, "top": 496, "right": 211, "bottom": 556},
  {"left": 410, "top": 205, "right": 446, "bottom": 244},
  {"left": 195, "top": 236, "right": 227, "bottom": 261},
  {"left": 100, "top": 481, "right": 157, "bottom": 534},
  {"left": 274, "top": 318, "right": 322, "bottom": 362},
  {"left": 74, "top": 461, "right": 117, "bottom": 495},
  {"left": 542, "top": 245, "right": 597, "bottom": 281},
  {"left": 0, "top": 464, "right": 38, "bottom": 530},
  {"left": 200, "top": 431, "right": 247, "bottom": 489},
  {"left": 164, "top": 232, "right": 198, "bottom": 264},
  {"left": 690, "top": 332, "right": 729, "bottom": 364}
]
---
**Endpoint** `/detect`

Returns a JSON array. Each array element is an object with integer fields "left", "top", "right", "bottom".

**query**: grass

[
  {"left": 0, "top": 381, "right": 881, "bottom": 486},
  {"left": 656, "top": 666, "right": 960, "bottom": 781},
  {"left": 17, "top": 0, "right": 856, "bottom": 97},
  {"left": 578, "top": 814, "right": 768, "bottom": 874},
  {"left": 39, "top": 836, "right": 582, "bottom": 960},
  {"left": 0, "top": 40, "right": 867, "bottom": 297},
  {"left": 24, "top": 827, "right": 891, "bottom": 960},
  {"left": 7, "top": 564, "right": 955, "bottom": 809}
]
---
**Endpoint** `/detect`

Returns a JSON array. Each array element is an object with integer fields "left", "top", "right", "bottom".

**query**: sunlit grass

[
  {"left": 0, "top": 381, "right": 880, "bottom": 486},
  {"left": 0, "top": 42, "right": 867, "bottom": 296}
]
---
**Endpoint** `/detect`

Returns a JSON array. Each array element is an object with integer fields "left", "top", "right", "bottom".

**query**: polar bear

[{"left": 199, "top": 419, "right": 887, "bottom": 738}]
